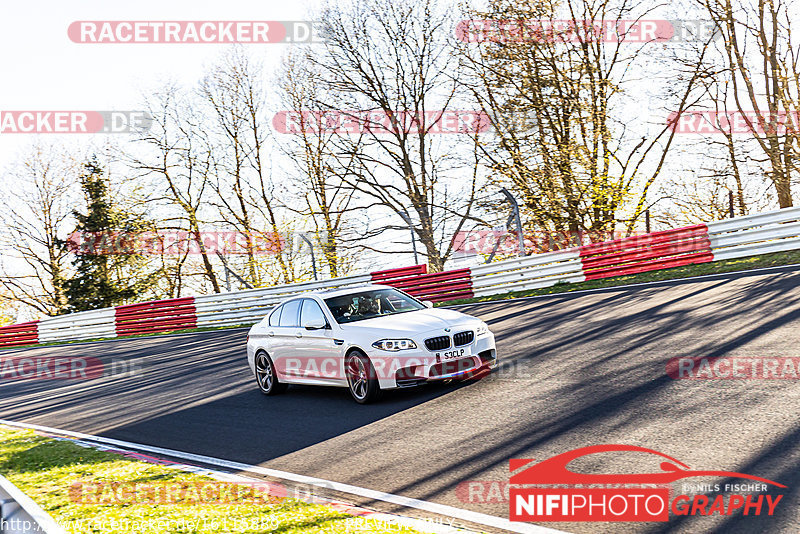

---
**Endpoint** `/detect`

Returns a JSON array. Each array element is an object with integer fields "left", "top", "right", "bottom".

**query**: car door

[
  {"left": 259, "top": 304, "right": 281, "bottom": 350},
  {"left": 272, "top": 299, "right": 302, "bottom": 379},
  {"left": 297, "top": 298, "right": 342, "bottom": 383}
]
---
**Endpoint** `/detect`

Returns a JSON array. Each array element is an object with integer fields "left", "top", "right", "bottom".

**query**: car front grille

[
  {"left": 453, "top": 331, "right": 474, "bottom": 346},
  {"left": 424, "top": 336, "right": 451, "bottom": 351}
]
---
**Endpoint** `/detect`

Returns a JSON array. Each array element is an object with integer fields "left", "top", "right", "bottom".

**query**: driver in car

[{"left": 347, "top": 295, "right": 381, "bottom": 318}]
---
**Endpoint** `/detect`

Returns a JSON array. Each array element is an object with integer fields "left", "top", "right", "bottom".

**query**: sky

[
  {"left": 0, "top": 0, "right": 324, "bottom": 162},
  {"left": 3, "top": 0, "right": 775, "bottom": 277},
  {"left": 0, "top": 0, "right": 436, "bottom": 296}
]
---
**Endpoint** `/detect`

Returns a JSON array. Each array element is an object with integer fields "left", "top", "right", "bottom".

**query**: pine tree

[{"left": 62, "top": 157, "right": 143, "bottom": 312}]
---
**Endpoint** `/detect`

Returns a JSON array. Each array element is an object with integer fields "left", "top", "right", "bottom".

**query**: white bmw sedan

[{"left": 246, "top": 285, "right": 497, "bottom": 403}]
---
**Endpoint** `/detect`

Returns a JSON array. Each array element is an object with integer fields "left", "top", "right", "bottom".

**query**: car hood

[{"left": 338, "top": 308, "right": 477, "bottom": 335}]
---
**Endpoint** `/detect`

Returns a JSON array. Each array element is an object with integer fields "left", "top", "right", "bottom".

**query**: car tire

[
  {"left": 254, "top": 351, "right": 287, "bottom": 395},
  {"left": 345, "top": 350, "right": 381, "bottom": 404}
]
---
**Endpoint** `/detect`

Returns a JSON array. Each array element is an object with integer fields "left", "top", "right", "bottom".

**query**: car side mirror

[
  {"left": 303, "top": 317, "right": 328, "bottom": 330},
  {"left": 423, "top": 300, "right": 434, "bottom": 308}
]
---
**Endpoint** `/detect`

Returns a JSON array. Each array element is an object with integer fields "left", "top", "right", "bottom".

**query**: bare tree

[
  {"left": 0, "top": 142, "right": 78, "bottom": 315},
  {"left": 459, "top": 0, "right": 712, "bottom": 238},
  {"left": 200, "top": 49, "right": 260, "bottom": 285},
  {"left": 696, "top": 71, "right": 750, "bottom": 216},
  {"left": 700, "top": 0, "right": 800, "bottom": 207},
  {"left": 304, "top": 0, "right": 483, "bottom": 271},
  {"left": 275, "top": 51, "right": 362, "bottom": 277},
  {"left": 129, "top": 84, "right": 222, "bottom": 293},
  {"left": 200, "top": 48, "right": 299, "bottom": 286}
]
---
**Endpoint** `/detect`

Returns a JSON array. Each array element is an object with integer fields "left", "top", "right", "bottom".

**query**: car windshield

[{"left": 324, "top": 288, "right": 426, "bottom": 324}]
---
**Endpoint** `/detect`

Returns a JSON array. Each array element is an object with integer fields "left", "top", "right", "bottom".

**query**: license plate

[{"left": 442, "top": 348, "right": 468, "bottom": 360}]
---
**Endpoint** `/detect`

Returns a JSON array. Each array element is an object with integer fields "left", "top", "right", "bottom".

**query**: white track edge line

[
  {"left": 0, "top": 419, "right": 567, "bottom": 534},
  {"left": 61, "top": 437, "right": 469, "bottom": 534}
]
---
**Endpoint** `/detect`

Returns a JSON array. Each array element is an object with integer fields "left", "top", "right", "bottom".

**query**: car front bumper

[{"left": 367, "top": 332, "right": 497, "bottom": 389}]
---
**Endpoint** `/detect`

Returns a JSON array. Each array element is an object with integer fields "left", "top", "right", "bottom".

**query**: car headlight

[
  {"left": 372, "top": 339, "right": 417, "bottom": 351},
  {"left": 475, "top": 323, "right": 490, "bottom": 336}
]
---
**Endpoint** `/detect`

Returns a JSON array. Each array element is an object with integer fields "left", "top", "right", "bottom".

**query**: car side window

[
  {"left": 300, "top": 299, "right": 327, "bottom": 327},
  {"left": 268, "top": 305, "right": 282, "bottom": 327},
  {"left": 279, "top": 299, "right": 301, "bottom": 327}
]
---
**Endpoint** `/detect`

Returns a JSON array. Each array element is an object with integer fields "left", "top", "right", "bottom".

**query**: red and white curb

[{"left": 0, "top": 419, "right": 567, "bottom": 534}]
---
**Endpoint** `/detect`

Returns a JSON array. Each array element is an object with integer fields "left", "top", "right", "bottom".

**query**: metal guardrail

[
  {"left": 708, "top": 206, "right": 800, "bottom": 261},
  {"left": 0, "top": 474, "right": 67, "bottom": 534},
  {"left": 580, "top": 225, "right": 713, "bottom": 280},
  {"left": 467, "top": 207, "right": 800, "bottom": 299},
  {"left": 4, "top": 207, "right": 800, "bottom": 348},
  {"left": 38, "top": 308, "right": 116, "bottom": 343},
  {"left": 376, "top": 269, "right": 474, "bottom": 302},
  {"left": 469, "top": 249, "right": 584, "bottom": 297},
  {"left": 0, "top": 323, "right": 40, "bottom": 348},
  {"left": 194, "top": 273, "right": 373, "bottom": 328}
]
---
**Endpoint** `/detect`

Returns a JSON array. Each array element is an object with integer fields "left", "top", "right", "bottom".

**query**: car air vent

[
  {"left": 453, "top": 331, "right": 474, "bottom": 346},
  {"left": 424, "top": 336, "right": 451, "bottom": 351},
  {"left": 429, "top": 357, "right": 477, "bottom": 377}
]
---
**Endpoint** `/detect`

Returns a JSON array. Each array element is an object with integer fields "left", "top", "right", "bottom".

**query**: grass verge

[
  {"left": 0, "top": 425, "right": 421, "bottom": 534},
  {"left": 444, "top": 249, "right": 800, "bottom": 306}
]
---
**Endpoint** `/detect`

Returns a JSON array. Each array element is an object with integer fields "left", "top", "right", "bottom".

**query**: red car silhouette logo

[{"left": 510, "top": 444, "right": 785, "bottom": 487}]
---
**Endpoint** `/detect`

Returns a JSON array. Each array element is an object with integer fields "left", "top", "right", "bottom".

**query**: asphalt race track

[{"left": 3, "top": 265, "right": 800, "bottom": 533}]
